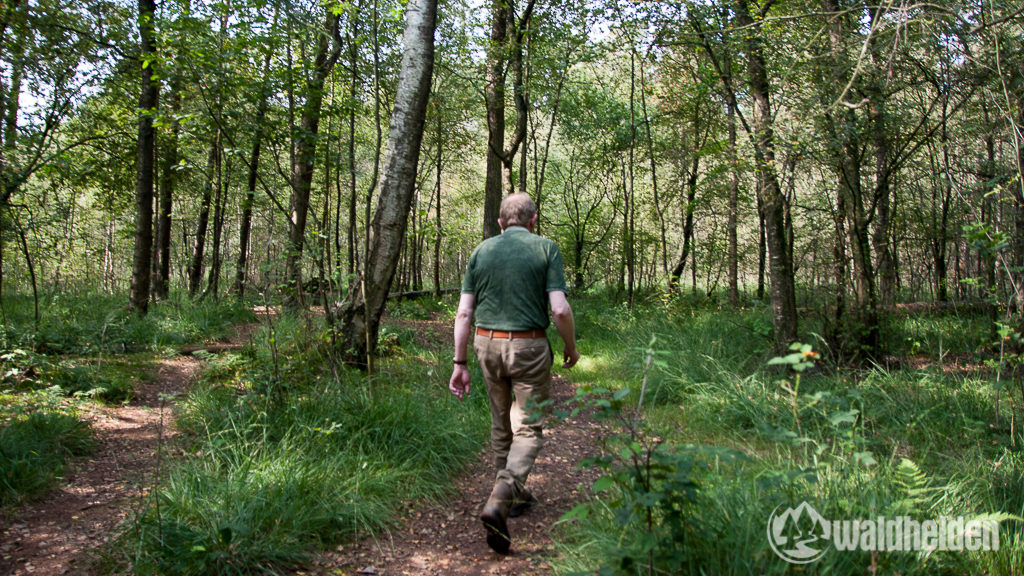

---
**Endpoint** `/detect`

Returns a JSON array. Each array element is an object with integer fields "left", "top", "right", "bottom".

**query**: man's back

[{"left": 462, "top": 226, "right": 566, "bottom": 331}]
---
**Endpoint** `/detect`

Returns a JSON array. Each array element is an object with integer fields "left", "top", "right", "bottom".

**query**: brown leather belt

[{"left": 476, "top": 327, "right": 546, "bottom": 339}]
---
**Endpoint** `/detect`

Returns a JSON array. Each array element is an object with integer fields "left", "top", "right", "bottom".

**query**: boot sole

[{"left": 480, "top": 508, "right": 511, "bottom": 554}]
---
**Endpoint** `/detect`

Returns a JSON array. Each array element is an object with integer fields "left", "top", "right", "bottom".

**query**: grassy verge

[
  {"left": 110, "top": 300, "right": 489, "bottom": 575},
  {"left": 1, "top": 291, "right": 255, "bottom": 354},
  {"left": 0, "top": 386, "right": 94, "bottom": 505},
  {"left": 553, "top": 293, "right": 1023, "bottom": 576}
]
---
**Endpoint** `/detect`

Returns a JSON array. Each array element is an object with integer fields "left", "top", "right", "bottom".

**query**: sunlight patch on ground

[{"left": 565, "top": 354, "right": 611, "bottom": 382}]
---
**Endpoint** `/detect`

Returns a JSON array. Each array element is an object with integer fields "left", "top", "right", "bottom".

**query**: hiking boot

[
  {"left": 480, "top": 481, "right": 514, "bottom": 554},
  {"left": 508, "top": 489, "right": 536, "bottom": 518}
]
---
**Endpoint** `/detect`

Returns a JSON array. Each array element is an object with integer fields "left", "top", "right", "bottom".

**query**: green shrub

[{"left": 553, "top": 299, "right": 1022, "bottom": 576}]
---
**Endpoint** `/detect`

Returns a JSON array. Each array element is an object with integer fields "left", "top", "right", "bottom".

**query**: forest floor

[
  {"left": 0, "top": 316, "right": 605, "bottom": 576},
  {"left": 0, "top": 322, "right": 257, "bottom": 576}
]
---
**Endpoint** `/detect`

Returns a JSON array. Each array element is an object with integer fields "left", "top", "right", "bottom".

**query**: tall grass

[
  {"left": 1, "top": 290, "right": 254, "bottom": 354},
  {"left": 553, "top": 294, "right": 1022, "bottom": 576},
  {"left": 0, "top": 387, "right": 94, "bottom": 505}
]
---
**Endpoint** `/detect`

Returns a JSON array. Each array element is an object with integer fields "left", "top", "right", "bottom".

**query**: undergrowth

[
  {"left": 0, "top": 291, "right": 254, "bottom": 354},
  {"left": 0, "top": 290, "right": 252, "bottom": 512},
  {"left": 553, "top": 295, "right": 1024, "bottom": 576},
  {"left": 0, "top": 387, "right": 94, "bottom": 505}
]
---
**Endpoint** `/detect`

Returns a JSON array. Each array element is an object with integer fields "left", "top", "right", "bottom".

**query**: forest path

[
  {"left": 1, "top": 315, "right": 605, "bottom": 576},
  {"left": 315, "top": 373, "right": 606, "bottom": 576},
  {"left": 0, "top": 323, "right": 258, "bottom": 576},
  {"left": 0, "top": 356, "right": 200, "bottom": 576}
]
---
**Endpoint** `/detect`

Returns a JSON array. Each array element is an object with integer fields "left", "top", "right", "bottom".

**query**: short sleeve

[
  {"left": 546, "top": 244, "right": 568, "bottom": 293},
  {"left": 461, "top": 251, "right": 477, "bottom": 294}
]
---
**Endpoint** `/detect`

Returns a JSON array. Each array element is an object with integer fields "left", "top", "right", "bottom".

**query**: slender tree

[
  {"left": 283, "top": 9, "right": 342, "bottom": 308},
  {"left": 129, "top": 0, "right": 159, "bottom": 315},
  {"left": 731, "top": 0, "right": 797, "bottom": 349},
  {"left": 337, "top": 0, "right": 437, "bottom": 369},
  {"left": 482, "top": 0, "right": 535, "bottom": 239}
]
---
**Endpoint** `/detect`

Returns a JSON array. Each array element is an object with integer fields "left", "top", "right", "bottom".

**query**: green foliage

[
  {"left": 560, "top": 385, "right": 748, "bottom": 576},
  {"left": 0, "top": 388, "right": 94, "bottom": 505},
  {"left": 553, "top": 297, "right": 1024, "bottom": 576},
  {"left": 1, "top": 291, "right": 255, "bottom": 354},
  {"left": 46, "top": 363, "right": 136, "bottom": 403}
]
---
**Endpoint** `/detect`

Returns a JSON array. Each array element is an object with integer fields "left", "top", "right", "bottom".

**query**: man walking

[{"left": 448, "top": 193, "right": 580, "bottom": 554}]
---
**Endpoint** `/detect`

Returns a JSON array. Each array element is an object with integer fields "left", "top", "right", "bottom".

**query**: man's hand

[
  {"left": 449, "top": 365, "right": 471, "bottom": 399},
  {"left": 562, "top": 346, "right": 580, "bottom": 369}
]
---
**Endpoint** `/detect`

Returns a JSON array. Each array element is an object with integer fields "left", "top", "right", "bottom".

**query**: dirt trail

[
  {"left": 316, "top": 375, "right": 605, "bottom": 576},
  {"left": 0, "top": 356, "right": 201, "bottom": 576}
]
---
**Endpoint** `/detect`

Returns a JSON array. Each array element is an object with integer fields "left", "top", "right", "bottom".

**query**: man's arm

[
  {"left": 448, "top": 292, "right": 476, "bottom": 399},
  {"left": 549, "top": 290, "right": 580, "bottom": 368}
]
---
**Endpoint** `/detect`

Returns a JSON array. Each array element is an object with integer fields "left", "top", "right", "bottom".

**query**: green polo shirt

[{"left": 461, "top": 226, "right": 568, "bottom": 331}]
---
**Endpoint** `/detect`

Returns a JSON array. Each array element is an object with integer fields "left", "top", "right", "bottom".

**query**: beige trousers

[{"left": 473, "top": 333, "right": 552, "bottom": 494}]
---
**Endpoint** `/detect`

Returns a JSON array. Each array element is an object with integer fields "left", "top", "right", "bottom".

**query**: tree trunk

[
  {"left": 152, "top": 0, "right": 190, "bottom": 301},
  {"left": 482, "top": 0, "right": 534, "bottom": 239},
  {"left": 363, "top": 0, "right": 383, "bottom": 268},
  {"left": 756, "top": 183, "right": 766, "bottom": 300},
  {"left": 669, "top": 154, "right": 699, "bottom": 290},
  {"left": 626, "top": 51, "right": 636, "bottom": 307},
  {"left": 205, "top": 150, "right": 227, "bottom": 299},
  {"left": 727, "top": 94, "right": 739, "bottom": 307},
  {"left": 734, "top": 0, "right": 797, "bottom": 350},
  {"left": 981, "top": 102, "right": 997, "bottom": 310},
  {"left": 935, "top": 92, "right": 954, "bottom": 303},
  {"left": 533, "top": 43, "right": 570, "bottom": 217},
  {"left": 433, "top": 107, "right": 442, "bottom": 296},
  {"left": 233, "top": 13, "right": 276, "bottom": 299},
  {"left": 188, "top": 135, "right": 216, "bottom": 297},
  {"left": 482, "top": 0, "right": 509, "bottom": 240},
  {"left": 283, "top": 10, "right": 342, "bottom": 308},
  {"left": 337, "top": 0, "right": 437, "bottom": 369},
  {"left": 830, "top": 183, "right": 848, "bottom": 354},
  {"left": 153, "top": 82, "right": 178, "bottom": 301},
  {"left": 871, "top": 97, "right": 895, "bottom": 307},
  {"left": 1014, "top": 94, "right": 1024, "bottom": 311},
  {"left": 0, "top": 21, "right": 24, "bottom": 300},
  {"left": 637, "top": 51, "right": 666, "bottom": 277},
  {"left": 129, "top": 0, "right": 159, "bottom": 315},
  {"left": 821, "top": 0, "right": 879, "bottom": 355},
  {"left": 346, "top": 23, "right": 359, "bottom": 276}
]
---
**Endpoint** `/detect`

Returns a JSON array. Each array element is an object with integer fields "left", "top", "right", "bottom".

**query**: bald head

[{"left": 499, "top": 193, "right": 537, "bottom": 229}]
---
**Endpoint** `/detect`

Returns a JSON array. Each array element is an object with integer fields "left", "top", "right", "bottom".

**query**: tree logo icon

[{"left": 767, "top": 501, "right": 832, "bottom": 564}]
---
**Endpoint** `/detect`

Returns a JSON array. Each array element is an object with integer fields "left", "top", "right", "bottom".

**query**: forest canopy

[{"left": 0, "top": 0, "right": 1021, "bottom": 357}]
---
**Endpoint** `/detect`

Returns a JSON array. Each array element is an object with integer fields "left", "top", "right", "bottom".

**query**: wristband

[{"left": 453, "top": 358, "right": 468, "bottom": 365}]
